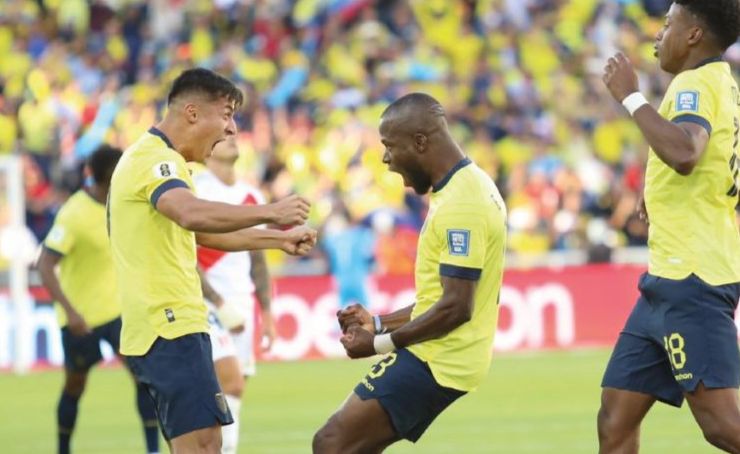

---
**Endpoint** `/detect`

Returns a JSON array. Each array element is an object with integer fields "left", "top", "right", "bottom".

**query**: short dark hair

[
  {"left": 382, "top": 92, "right": 445, "bottom": 119},
  {"left": 88, "top": 144, "right": 122, "bottom": 185},
  {"left": 167, "top": 68, "right": 244, "bottom": 107},
  {"left": 676, "top": 0, "right": 740, "bottom": 50}
]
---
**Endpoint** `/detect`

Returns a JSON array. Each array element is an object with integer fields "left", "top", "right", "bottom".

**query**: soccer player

[
  {"left": 312, "top": 93, "right": 507, "bottom": 453},
  {"left": 108, "top": 68, "right": 317, "bottom": 454},
  {"left": 599, "top": 1, "right": 740, "bottom": 452},
  {"left": 194, "top": 135, "right": 276, "bottom": 454},
  {"left": 38, "top": 145, "right": 160, "bottom": 454}
]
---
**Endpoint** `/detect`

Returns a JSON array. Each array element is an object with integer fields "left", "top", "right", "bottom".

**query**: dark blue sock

[
  {"left": 136, "top": 383, "right": 160, "bottom": 453},
  {"left": 57, "top": 392, "right": 80, "bottom": 454}
]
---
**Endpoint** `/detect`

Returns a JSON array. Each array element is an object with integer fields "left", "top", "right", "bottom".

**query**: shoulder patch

[
  {"left": 447, "top": 229, "right": 470, "bottom": 256},
  {"left": 675, "top": 90, "right": 699, "bottom": 113},
  {"left": 153, "top": 161, "right": 177, "bottom": 179},
  {"left": 47, "top": 225, "right": 66, "bottom": 244}
]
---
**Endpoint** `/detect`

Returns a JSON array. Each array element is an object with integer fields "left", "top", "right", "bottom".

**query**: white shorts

[{"left": 207, "top": 298, "right": 256, "bottom": 376}]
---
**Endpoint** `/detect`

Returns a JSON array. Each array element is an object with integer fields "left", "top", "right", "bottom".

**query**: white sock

[{"left": 222, "top": 394, "right": 242, "bottom": 454}]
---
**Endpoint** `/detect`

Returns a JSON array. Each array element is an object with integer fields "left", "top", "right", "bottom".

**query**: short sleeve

[
  {"left": 144, "top": 159, "right": 192, "bottom": 208},
  {"left": 44, "top": 219, "right": 75, "bottom": 256},
  {"left": 666, "top": 73, "right": 715, "bottom": 135},
  {"left": 433, "top": 207, "right": 488, "bottom": 281}
]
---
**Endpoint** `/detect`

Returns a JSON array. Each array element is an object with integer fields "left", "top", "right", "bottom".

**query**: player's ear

[
  {"left": 686, "top": 25, "right": 703, "bottom": 47},
  {"left": 184, "top": 102, "right": 198, "bottom": 124},
  {"left": 414, "top": 133, "right": 428, "bottom": 153}
]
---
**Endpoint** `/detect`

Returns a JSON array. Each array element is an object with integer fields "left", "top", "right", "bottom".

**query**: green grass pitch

[{"left": 0, "top": 349, "right": 720, "bottom": 453}]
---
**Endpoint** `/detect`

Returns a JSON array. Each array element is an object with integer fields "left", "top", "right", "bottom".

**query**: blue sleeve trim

[
  {"left": 439, "top": 264, "right": 482, "bottom": 281},
  {"left": 42, "top": 245, "right": 64, "bottom": 257},
  {"left": 150, "top": 179, "right": 189, "bottom": 208},
  {"left": 672, "top": 114, "right": 712, "bottom": 135}
]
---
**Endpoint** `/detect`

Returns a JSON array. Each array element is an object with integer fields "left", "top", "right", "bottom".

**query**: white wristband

[
  {"left": 621, "top": 92, "right": 649, "bottom": 116},
  {"left": 373, "top": 333, "right": 396, "bottom": 355}
]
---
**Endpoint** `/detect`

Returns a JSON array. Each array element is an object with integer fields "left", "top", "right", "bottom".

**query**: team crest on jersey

[
  {"left": 447, "top": 229, "right": 470, "bottom": 256},
  {"left": 675, "top": 91, "right": 699, "bottom": 113},
  {"left": 153, "top": 161, "right": 177, "bottom": 178}
]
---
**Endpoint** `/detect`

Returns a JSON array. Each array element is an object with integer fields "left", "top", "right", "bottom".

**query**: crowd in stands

[{"left": 1, "top": 0, "right": 737, "bottom": 274}]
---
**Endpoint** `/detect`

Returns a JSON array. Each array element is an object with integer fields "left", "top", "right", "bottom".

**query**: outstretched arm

[
  {"left": 156, "top": 188, "right": 310, "bottom": 233},
  {"left": 196, "top": 225, "right": 318, "bottom": 255}
]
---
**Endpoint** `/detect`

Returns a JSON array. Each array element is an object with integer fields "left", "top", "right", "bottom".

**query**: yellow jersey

[
  {"left": 647, "top": 58, "right": 740, "bottom": 286},
  {"left": 407, "top": 158, "right": 507, "bottom": 392},
  {"left": 44, "top": 190, "right": 120, "bottom": 328},
  {"left": 109, "top": 127, "right": 207, "bottom": 356}
]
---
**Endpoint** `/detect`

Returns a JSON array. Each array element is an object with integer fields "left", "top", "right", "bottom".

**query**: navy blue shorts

[
  {"left": 353, "top": 348, "right": 466, "bottom": 442},
  {"left": 61, "top": 317, "right": 121, "bottom": 372},
  {"left": 602, "top": 273, "right": 740, "bottom": 407},
  {"left": 125, "top": 333, "right": 233, "bottom": 440}
]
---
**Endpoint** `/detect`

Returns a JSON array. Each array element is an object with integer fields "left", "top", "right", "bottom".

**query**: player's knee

[
  {"left": 597, "top": 404, "right": 622, "bottom": 442},
  {"left": 63, "top": 373, "right": 88, "bottom": 397},
  {"left": 221, "top": 376, "right": 244, "bottom": 397},
  {"left": 312, "top": 419, "right": 341, "bottom": 454}
]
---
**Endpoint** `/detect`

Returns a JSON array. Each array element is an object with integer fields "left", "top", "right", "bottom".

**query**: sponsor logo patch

[{"left": 153, "top": 162, "right": 177, "bottom": 178}]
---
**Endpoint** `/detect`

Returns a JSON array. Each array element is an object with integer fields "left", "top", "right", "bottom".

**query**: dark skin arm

[
  {"left": 340, "top": 276, "right": 476, "bottom": 359},
  {"left": 249, "top": 250, "right": 276, "bottom": 351},
  {"left": 603, "top": 53, "right": 709, "bottom": 176},
  {"left": 337, "top": 304, "right": 414, "bottom": 334},
  {"left": 156, "top": 188, "right": 310, "bottom": 232},
  {"left": 37, "top": 248, "right": 91, "bottom": 336}
]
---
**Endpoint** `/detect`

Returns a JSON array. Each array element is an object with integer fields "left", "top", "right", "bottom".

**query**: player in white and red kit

[{"left": 194, "top": 135, "right": 276, "bottom": 454}]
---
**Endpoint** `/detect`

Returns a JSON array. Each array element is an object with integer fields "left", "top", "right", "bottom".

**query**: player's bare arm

[
  {"left": 337, "top": 303, "right": 415, "bottom": 334},
  {"left": 37, "top": 248, "right": 90, "bottom": 336},
  {"left": 249, "top": 250, "right": 276, "bottom": 351},
  {"left": 156, "top": 187, "right": 310, "bottom": 232},
  {"left": 196, "top": 225, "right": 317, "bottom": 255},
  {"left": 341, "top": 276, "right": 475, "bottom": 358},
  {"left": 603, "top": 52, "right": 709, "bottom": 175}
]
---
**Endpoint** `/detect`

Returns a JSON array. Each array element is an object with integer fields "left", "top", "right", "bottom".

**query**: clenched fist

[
  {"left": 280, "top": 225, "right": 318, "bottom": 256},
  {"left": 269, "top": 194, "right": 311, "bottom": 226}
]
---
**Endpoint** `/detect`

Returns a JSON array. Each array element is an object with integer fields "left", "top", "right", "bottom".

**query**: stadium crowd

[{"left": 1, "top": 0, "right": 738, "bottom": 274}]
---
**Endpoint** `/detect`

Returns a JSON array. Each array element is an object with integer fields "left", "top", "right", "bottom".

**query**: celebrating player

[
  {"left": 38, "top": 145, "right": 160, "bottom": 454},
  {"left": 195, "top": 135, "right": 276, "bottom": 454},
  {"left": 599, "top": 1, "right": 740, "bottom": 452},
  {"left": 108, "top": 68, "right": 316, "bottom": 454},
  {"left": 313, "top": 93, "right": 507, "bottom": 453}
]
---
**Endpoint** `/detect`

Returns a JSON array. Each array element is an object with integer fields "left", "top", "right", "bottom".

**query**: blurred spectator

[{"left": 1, "top": 0, "right": 735, "bottom": 273}]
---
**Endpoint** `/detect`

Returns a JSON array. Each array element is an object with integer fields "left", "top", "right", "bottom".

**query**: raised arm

[
  {"left": 156, "top": 188, "right": 310, "bottom": 233},
  {"left": 603, "top": 53, "right": 710, "bottom": 175}
]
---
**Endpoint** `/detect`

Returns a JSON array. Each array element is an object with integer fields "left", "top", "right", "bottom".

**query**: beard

[{"left": 406, "top": 166, "right": 432, "bottom": 195}]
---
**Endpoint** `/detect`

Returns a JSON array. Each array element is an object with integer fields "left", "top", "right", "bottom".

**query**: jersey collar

[
  {"left": 432, "top": 157, "right": 472, "bottom": 193},
  {"left": 148, "top": 127, "right": 176, "bottom": 151},
  {"left": 693, "top": 56, "right": 724, "bottom": 69}
]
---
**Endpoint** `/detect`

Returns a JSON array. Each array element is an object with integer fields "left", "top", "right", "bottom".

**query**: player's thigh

[
  {"left": 319, "top": 392, "right": 398, "bottom": 451},
  {"left": 170, "top": 425, "right": 221, "bottom": 454},
  {"left": 685, "top": 383, "right": 740, "bottom": 433},
  {"left": 599, "top": 387, "right": 656, "bottom": 432},
  {"left": 61, "top": 327, "right": 104, "bottom": 373},
  {"left": 602, "top": 286, "right": 684, "bottom": 407},
  {"left": 125, "top": 334, "right": 233, "bottom": 441},
  {"left": 351, "top": 349, "right": 465, "bottom": 444},
  {"left": 660, "top": 275, "right": 740, "bottom": 393},
  {"left": 97, "top": 317, "right": 122, "bottom": 353},
  {"left": 230, "top": 325, "right": 256, "bottom": 377}
]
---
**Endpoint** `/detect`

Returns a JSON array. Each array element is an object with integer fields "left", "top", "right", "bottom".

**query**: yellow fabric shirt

[
  {"left": 407, "top": 159, "right": 507, "bottom": 392},
  {"left": 109, "top": 128, "right": 207, "bottom": 356},
  {"left": 646, "top": 58, "right": 740, "bottom": 285},
  {"left": 44, "top": 190, "right": 120, "bottom": 328}
]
